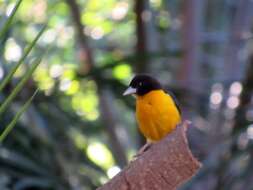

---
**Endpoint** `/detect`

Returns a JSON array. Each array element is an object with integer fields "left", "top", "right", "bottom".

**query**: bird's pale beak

[{"left": 123, "top": 87, "right": 137, "bottom": 96}]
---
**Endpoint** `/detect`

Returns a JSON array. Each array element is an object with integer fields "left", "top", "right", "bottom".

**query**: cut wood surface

[{"left": 97, "top": 121, "right": 201, "bottom": 190}]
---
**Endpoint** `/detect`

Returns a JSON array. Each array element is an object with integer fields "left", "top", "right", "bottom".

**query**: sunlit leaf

[
  {"left": 113, "top": 63, "right": 132, "bottom": 81},
  {"left": 86, "top": 141, "right": 114, "bottom": 170},
  {"left": 65, "top": 80, "right": 80, "bottom": 95},
  {"left": 34, "top": 65, "right": 55, "bottom": 91}
]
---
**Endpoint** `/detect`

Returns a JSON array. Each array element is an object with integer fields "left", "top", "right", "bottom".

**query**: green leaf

[
  {"left": 0, "top": 89, "right": 38, "bottom": 143},
  {"left": 0, "top": 57, "right": 42, "bottom": 116},
  {"left": 0, "top": 0, "right": 23, "bottom": 39},
  {"left": 0, "top": 25, "right": 47, "bottom": 92}
]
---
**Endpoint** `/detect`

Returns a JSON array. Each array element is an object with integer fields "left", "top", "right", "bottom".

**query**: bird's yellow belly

[{"left": 136, "top": 90, "right": 181, "bottom": 141}]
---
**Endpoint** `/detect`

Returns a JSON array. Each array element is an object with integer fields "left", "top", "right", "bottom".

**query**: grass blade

[
  {"left": 0, "top": 57, "right": 42, "bottom": 116},
  {"left": 0, "top": 0, "right": 23, "bottom": 39},
  {"left": 0, "top": 89, "right": 38, "bottom": 143},
  {"left": 0, "top": 25, "right": 47, "bottom": 92}
]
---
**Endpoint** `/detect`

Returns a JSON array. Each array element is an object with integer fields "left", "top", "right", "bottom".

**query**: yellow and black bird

[{"left": 123, "top": 74, "right": 181, "bottom": 149}]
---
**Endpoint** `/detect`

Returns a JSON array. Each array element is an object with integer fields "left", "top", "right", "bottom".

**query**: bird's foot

[{"left": 132, "top": 142, "right": 152, "bottom": 160}]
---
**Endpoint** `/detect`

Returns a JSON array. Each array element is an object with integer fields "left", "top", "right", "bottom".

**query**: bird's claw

[{"left": 132, "top": 142, "right": 152, "bottom": 160}]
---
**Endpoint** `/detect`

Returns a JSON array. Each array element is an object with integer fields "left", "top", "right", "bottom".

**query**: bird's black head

[{"left": 123, "top": 74, "right": 162, "bottom": 96}]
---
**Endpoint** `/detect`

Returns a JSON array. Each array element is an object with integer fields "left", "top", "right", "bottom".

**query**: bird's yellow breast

[{"left": 136, "top": 90, "right": 181, "bottom": 142}]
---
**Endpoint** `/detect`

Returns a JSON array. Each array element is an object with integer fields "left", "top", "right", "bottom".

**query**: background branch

[{"left": 65, "top": 0, "right": 128, "bottom": 167}]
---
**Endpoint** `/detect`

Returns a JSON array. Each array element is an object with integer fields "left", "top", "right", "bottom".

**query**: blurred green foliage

[{"left": 0, "top": 0, "right": 253, "bottom": 190}]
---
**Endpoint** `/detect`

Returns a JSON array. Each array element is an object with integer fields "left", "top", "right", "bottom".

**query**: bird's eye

[{"left": 139, "top": 82, "right": 143, "bottom": 86}]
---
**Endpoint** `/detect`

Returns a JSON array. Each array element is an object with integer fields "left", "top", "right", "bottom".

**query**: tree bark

[
  {"left": 135, "top": 0, "right": 148, "bottom": 73},
  {"left": 180, "top": 0, "right": 203, "bottom": 90},
  {"left": 97, "top": 121, "right": 201, "bottom": 190},
  {"left": 65, "top": 0, "right": 94, "bottom": 74},
  {"left": 224, "top": 0, "right": 253, "bottom": 80}
]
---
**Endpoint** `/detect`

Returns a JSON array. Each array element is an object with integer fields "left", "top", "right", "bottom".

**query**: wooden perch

[{"left": 97, "top": 121, "right": 201, "bottom": 190}]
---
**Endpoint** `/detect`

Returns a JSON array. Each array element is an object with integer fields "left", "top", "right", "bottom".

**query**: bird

[{"left": 123, "top": 74, "right": 181, "bottom": 154}]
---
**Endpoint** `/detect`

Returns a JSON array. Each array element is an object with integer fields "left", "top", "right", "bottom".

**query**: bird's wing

[{"left": 164, "top": 90, "right": 181, "bottom": 115}]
